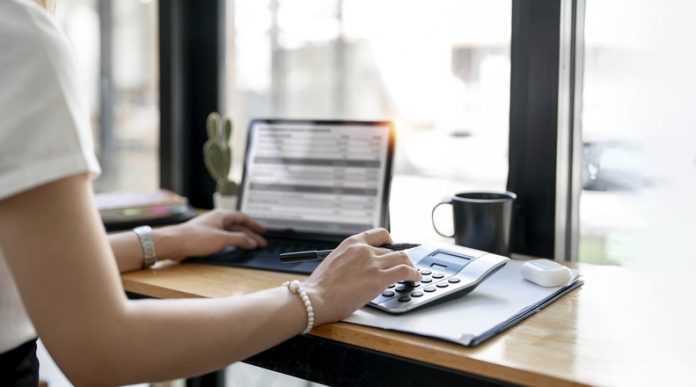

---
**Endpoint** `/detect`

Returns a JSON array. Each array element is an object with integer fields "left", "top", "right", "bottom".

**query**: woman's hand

[
  {"left": 155, "top": 209, "right": 267, "bottom": 262},
  {"left": 301, "top": 228, "right": 421, "bottom": 325},
  {"left": 110, "top": 209, "right": 266, "bottom": 272}
]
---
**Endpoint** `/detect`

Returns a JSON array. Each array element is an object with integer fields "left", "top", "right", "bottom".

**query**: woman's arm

[
  {"left": 109, "top": 210, "right": 268, "bottom": 273},
  {"left": 0, "top": 173, "right": 419, "bottom": 386}
]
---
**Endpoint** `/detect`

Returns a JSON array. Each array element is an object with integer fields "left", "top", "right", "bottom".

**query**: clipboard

[{"left": 344, "top": 259, "right": 583, "bottom": 347}]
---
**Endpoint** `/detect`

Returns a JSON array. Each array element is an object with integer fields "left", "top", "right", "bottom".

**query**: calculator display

[
  {"left": 418, "top": 250, "right": 471, "bottom": 275},
  {"left": 430, "top": 251, "right": 470, "bottom": 267}
]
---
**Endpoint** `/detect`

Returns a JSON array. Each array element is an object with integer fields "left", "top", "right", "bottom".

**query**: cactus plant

[{"left": 203, "top": 112, "right": 239, "bottom": 196}]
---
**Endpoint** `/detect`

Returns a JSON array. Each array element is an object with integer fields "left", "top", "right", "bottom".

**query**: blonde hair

[{"left": 35, "top": 0, "right": 56, "bottom": 12}]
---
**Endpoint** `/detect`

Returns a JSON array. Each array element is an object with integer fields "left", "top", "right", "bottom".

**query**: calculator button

[
  {"left": 421, "top": 278, "right": 432, "bottom": 283},
  {"left": 411, "top": 291, "right": 424, "bottom": 297},
  {"left": 419, "top": 269, "right": 432, "bottom": 276},
  {"left": 448, "top": 277, "right": 461, "bottom": 284},
  {"left": 395, "top": 285, "right": 409, "bottom": 293},
  {"left": 398, "top": 296, "right": 411, "bottom": 302},
  {"left": 387, "top": 284, "right": 396, "bottom": 288},
  {"left": 424, "top": 286, "right": 436, "bottom": 292},
  {"left": 436, "top": 282, "right": 449, "bottom": 288},
  {"left": 432, "top": 273, "right": 444, "bottom": 279},
  {"left": 381, "top": 290, "right": 395, "bottom": 297}
]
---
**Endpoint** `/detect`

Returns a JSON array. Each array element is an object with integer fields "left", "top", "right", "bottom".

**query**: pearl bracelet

[{"left": 283, "top": 280, "right": 315, "bottom": 334}]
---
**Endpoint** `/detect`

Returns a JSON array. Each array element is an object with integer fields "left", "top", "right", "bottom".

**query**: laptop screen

[{"left": 238, "top": 119, "right": 394, "bottom": 236}]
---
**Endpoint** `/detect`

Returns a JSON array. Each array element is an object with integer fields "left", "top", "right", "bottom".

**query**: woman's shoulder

[
  {"left": 0, "top": 0, "right": 100, "bottom": 201},
  {"left": 0, "top": 0, "right": 82, "bottom": 119},
  {"left": 0, "top": 0, "right": 72, "bottom": 60},
  {"left": 0, "top": 0, "right": 83, "bottom": 106}
]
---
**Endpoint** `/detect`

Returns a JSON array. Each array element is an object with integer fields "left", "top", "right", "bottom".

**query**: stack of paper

[
  {"left": 344, "top": 259, "right": 582, "bottom": 346},
  {"left": 95, "top": 189, "right": 196, "bottom": 231}
]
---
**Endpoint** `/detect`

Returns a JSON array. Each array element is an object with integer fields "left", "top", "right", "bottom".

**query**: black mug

[{"left": 431, "top": 191, "right": 516, "bottom": 256}]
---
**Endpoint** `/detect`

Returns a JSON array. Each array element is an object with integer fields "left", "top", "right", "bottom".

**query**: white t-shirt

[{"left": 0, "top": 0, "right": 101, "bottom": 353}]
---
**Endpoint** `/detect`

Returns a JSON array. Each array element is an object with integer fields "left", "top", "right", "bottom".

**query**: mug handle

[{"left": 431, "top": 200, "right": 455, "bottom": 238}]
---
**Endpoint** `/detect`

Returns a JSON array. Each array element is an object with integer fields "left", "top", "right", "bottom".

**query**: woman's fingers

[
  {"left": 354, "top": 228, "right": 393, "bottom": 247},
  {"left": 375, "top": 250, "right": 416, "bottom": 271},
  {"left": 223, "top": 231, "right": 261, "bottom": 249},
  {"left": 382, "top": 264, "right": 421, "bottom": 284},
  {"left": 220, "top": 210, "right": 266, "bottom": 233},
  {"left": 225, "top": 225, "right": 267, "bottom": 247},
  {"left": 372, "top": 247, "right": 392, "bottom": 255}
]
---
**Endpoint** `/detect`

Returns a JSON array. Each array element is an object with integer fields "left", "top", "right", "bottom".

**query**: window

[
  {"left": 579, "top": 0, "right": 696, "bottom": 264},
  {"left": 55, "top": 0, "right": 159, "bottom": 193},
  {"left": 227, "top": 1, "right": 511, "bottom": 186},
  {"left": 227, "top": 0, "right": 512, "bottom": 237}
]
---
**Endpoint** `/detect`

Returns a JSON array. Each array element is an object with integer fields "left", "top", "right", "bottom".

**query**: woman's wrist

[
  {"left": 280, "top": 282, "right": 324, "bottom": 334},
  {"left": 283, "top": 281, "right": 315, "bottom": 333},
  {"left": 149, "top": 225, "right": 185, "bottom": 262},
  {"left": 133, "top": 226, "right": 157, "bottom": 268},
  {"left": 299, "top": 283, "right": 325, "bottom": 326}
]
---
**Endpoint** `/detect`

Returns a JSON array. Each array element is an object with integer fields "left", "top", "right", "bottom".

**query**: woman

[{"left": 0, "top": 0, "right": 420, "bottom": 385}]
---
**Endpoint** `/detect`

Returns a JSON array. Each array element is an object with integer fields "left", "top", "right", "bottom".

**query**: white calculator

[{"left": 368, "top": 243, "right": 509, "bottom": 314}]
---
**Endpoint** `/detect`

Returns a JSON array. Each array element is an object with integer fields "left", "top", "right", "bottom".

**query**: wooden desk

[{"left": 122, "top": 260, "right": 679, "bottom": 386}]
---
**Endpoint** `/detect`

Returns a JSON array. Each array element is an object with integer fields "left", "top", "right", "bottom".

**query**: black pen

[{"left": 279, "top": 243, "right": 421, "bottom": 263}]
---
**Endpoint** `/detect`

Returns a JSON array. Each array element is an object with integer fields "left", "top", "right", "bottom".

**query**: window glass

[
  {"left": 227, "top": 0, "right": 511, "bottom": 238},
  {"left": 228, "top": 0, "right": 511, "bottom": 184},
  {"left": 580, "top": 0, "right": 696, "bottom": 264},
  {"left": 55, "top": 0, "right": 159, "bottom": 193}
]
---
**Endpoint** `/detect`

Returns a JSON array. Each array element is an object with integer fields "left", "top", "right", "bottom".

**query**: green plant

[{"left": 203, "top": 112, "right": 238, "bottom": 196}]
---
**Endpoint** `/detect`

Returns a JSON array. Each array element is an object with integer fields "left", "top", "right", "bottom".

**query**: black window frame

[
  {"left": 159, "top": 0, "right": 584, "bottom": 260},
  {"left": 159, "top": 0, "right": 226, "bottom": 209}
]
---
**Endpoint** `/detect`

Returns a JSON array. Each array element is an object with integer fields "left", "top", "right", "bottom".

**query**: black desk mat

[{"left": 187, "top": 239, "right": 338, "bottom": 275}]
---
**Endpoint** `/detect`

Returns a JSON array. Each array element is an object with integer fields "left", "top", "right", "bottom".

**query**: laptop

[{"left": 192, "top": 118, "right": 395, "bottom": 274}]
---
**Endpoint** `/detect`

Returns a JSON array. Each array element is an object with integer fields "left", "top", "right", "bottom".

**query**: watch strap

[{"left": 133, "top": 225, "right": 157, "bottom": 268}]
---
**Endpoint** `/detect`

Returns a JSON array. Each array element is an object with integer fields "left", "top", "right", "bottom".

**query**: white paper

[{"left": 344, "top": 259, "right": 580, "bottom": 346}]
